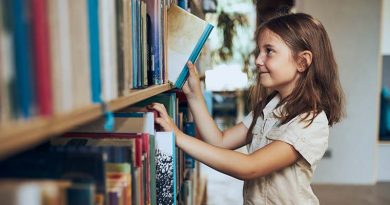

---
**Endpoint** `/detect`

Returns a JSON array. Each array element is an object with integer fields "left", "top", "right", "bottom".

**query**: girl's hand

[
  {"left": 148, "top": 103, "right": 183, "bottom": 136},
  {"left": 183, "top": 62, "right": 202, "bottom": 100}
]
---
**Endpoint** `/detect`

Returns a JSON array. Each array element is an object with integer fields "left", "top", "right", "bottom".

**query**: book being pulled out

[{"left": 167, "top": 4, "right": 213, "bottom": 89}]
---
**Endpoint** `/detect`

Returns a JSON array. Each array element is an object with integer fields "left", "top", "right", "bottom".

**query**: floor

[
  {"left": 312, "top": 183, "right": 390, "bottom": 205},
  {"left": 201, "top": 164, "right": 390, "bottom": 205}
]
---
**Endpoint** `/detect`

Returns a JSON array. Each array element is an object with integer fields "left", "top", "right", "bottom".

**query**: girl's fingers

[
  {"left": 187, "top": 61, "right": 197, "bottom": 75},
  {"left": 148, "top": 103, "right": 169, "bottom": 119},
  {"left": 155, "top": 117, "right": 172, "bottom": 132}
]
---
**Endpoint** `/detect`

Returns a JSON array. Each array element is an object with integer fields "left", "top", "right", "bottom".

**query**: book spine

[
  {"left": 141, "top": 0, "right": 148, "bottom": 88},
  {"left": 31, "top": 0, "right": 53, "bottom": 116},
  {"left": 12, "top": 0, "right": 36, "bottom": 119},
  {"left": 123, "top": 0, "right": 132, "bottom": 92},
  {"left": 69, "top": 0, "right": 91, "bottom": 108},
  {"left": 137, "top": 0, "right": 142, "bottom": 88},
  {"left": 48, "top": 0, "right": 73, "bottom": 113},
  {"left": 0, "top": 0, "right": 15, "bottom": 122},
  {"left": 131, "top": 0, "right": 138, "bottom": 88},
  {"left": 99, "top": 0, "right": 118, "bottom": 101},
  {"left": 87, "top": 0, "right": 102, "bottom": 103}
]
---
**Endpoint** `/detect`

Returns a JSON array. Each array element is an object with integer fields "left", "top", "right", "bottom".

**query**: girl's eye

[{"left": 266, "top": 48, "right": 274, "bottom": 55}]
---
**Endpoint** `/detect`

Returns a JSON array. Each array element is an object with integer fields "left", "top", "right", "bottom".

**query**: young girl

[{"left": 150, "top": 13, "right": 344, "bottom": 204}]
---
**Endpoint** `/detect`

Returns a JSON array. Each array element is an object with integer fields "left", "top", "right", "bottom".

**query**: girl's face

[{"left": 255, "top": 28, "right": 301, "bottom": 98}]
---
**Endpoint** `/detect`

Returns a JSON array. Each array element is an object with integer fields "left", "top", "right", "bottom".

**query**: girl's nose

[{"left": 255, "top": 54, "right": 265, "bottom": 67}]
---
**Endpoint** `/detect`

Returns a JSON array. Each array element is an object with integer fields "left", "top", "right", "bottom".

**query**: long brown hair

[{"left": 246, "top": 13, "right": 345, "bottom": 143}]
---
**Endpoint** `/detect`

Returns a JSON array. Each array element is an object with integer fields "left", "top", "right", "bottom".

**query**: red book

[{"left": 31, "top": 0, "right": 53, "bottom": 116}]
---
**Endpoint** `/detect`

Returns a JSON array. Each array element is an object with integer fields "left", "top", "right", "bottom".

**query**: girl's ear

[{"left": 297, "top": 50, "right": 313, "bottom": 72}]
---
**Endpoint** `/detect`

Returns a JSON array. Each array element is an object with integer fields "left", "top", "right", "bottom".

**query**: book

[
  {"left": 0, "top": 147, "right": 107, "bottom": 199},
  {"left": 57, "top": 132, "right": 148, "bottom": 205},
  {"left": 0, "top": 0, "right": 14, "bottom": 122},
  {"left": 134, "top": 92, "right": 177, "bottom": 122},
  {"left": 167, "top": 4, "right": 213, "bottom": 89},
  {"left": 47, "top": 0, "right": 73, "bottom": 113},
  {"left": 31, "top": 0, "right": 53, "bottom": 116},
  {"left": 12, "top": 0, "right": 36, "bottom": 118},
  {"left": 146, "top": 0, "right": 162, "bottom": 85},
  {"left": 105, "top": 163, "right": 132, "bottom": 205},
  {"left": 87, "top": 0, "right": 102, "bottom": 103},
  {"left": 122, "top": 0, "right": 133, "bottom": 92},
  {"left": 71, "top": 110, "right": 157, "bottom": 205},
  {"left": 99, "top": 0, "right": 118, "bottom": 101},
  {"left": 155, "top": 131, "right": 176, "bottom": 205},
  {"left": 68, "top": 0, "right": 91, "bottom": 108}
]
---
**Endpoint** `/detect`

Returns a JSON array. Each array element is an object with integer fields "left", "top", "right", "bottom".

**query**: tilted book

[{"left": 167, "top": 4, "right": 213, "bottom": 89}]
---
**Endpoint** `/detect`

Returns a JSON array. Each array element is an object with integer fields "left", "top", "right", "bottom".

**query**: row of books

[
  {"left": 0, "top": 0, "right": 213, "bottom": 123},
  {"left": 0, "top": 92, "right": 200, "bottom": 205}
]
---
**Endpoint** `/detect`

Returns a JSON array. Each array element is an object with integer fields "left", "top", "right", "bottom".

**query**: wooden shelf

[{"left": 0, "top": 84, "right": 172, "bottom": 160}]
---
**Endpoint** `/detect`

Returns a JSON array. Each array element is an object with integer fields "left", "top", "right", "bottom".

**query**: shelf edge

[{"left": 0, "top": 84, "right": 172, "bottom": 160}]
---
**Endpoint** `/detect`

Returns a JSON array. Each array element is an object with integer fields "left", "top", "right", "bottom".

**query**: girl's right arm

[{"left": 183, "top": 62, "right": 248, "bottom": 150}]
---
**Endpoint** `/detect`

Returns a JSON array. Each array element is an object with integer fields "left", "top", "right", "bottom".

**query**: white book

[
  {"left": 48, "top": 0, "right": 74, "bottom": 113},
  {"left": 99, "top": 0, "right": 118, "bottom": 101},
  {"left": 68, "top": 0, "right": 91, "bottom": 108},
  {"left": 155, "top": 131, "right": 176, "bottom": 205}
]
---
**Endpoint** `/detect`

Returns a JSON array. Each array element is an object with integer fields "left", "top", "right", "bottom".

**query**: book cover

[
  {"left": 155, "top": 131, "right": 176, "bottom": 205},
  {"left": 167, "top": 4, "right": 213, "bottom": 89}
]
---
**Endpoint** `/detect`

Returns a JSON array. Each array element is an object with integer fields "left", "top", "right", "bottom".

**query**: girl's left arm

[{"left": 150, "top": 103, "right": 300, "bottom": 180}]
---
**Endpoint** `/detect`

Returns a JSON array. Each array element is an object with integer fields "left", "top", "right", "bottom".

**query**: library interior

[{"left": 0, "top": 0, "right": 390, "bottom": 205}]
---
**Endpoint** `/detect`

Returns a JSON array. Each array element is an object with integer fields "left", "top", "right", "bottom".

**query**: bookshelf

[
  {"left": 0, "top": 84, "right": 172, "bottom": 160},
  {"left": 0, "top": 0, "right": 209, "bottom": 204}
]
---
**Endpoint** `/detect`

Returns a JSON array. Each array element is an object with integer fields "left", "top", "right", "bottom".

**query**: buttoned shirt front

[{"left": 241, "top": 95, "right": 329, "bottom": 205}]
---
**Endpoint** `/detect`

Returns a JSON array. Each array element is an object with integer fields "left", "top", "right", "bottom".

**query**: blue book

[
  {"left": 183, "top": 122, "right": 195, "bottom": 169},
  {"left": 131, "top": 0, "right": 138, "bottom": 88},
  {"left": 87, "top": 0, "right": 102, "bottom": 103},
  {"left": 146, "top": 0, "right": 162, "bottom": 85},
  {"left": 12, "top": 0, "right": 35, "bottom": 118},
  {"left": 167, "top": 4, "right": 213, "bottom": 89}
]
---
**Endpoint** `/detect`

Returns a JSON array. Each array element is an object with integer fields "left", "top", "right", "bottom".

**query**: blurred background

[{"left": 199, "top": 0, "right": 390, "bottom": 204}]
